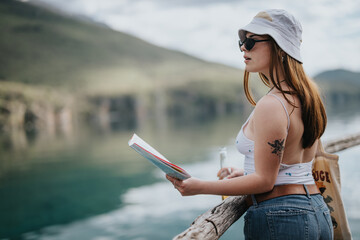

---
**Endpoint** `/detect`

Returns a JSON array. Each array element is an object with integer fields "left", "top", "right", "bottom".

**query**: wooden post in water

[{"left": 173, "top": 133, "right": 360, "bottom": 240}]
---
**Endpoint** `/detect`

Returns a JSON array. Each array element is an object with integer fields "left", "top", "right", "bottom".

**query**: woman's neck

[{"left": 263, "top": 68, "right": 285, "bottom": 88}]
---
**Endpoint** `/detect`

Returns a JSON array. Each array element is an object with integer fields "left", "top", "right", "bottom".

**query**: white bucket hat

[{"left": 238, "top": 9, "right": 303, "bottom": 63}]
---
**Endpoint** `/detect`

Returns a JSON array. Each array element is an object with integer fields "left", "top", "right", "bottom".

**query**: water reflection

[
  {"left": 1, "top": 102, "right": 360, "bottom": 239},
  {"left": 22, "top": 141, "right": 245, "bottom": 240},
  {"left": 0, "top": 111, "right": 249, "bottom": 239}
]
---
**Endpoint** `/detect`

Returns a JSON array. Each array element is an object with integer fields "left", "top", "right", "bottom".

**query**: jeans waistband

[{"left": 246, "top": 184, "right": 320, "bottom": 207}]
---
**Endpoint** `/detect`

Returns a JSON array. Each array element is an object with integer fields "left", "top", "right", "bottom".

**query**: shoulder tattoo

[{"left": 267, "top": 139, "right": 285, "bottom": 157}]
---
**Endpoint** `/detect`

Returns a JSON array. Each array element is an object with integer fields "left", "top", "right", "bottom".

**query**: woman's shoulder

[
  {"left": 253, "top": 94, "right": 289, "bottom": 127},
  {"left": 259, "top": 92, "right": 298, "bottom": 112},
  {"left": 255, "top": 94, "right": 287, "bottom": 113}
]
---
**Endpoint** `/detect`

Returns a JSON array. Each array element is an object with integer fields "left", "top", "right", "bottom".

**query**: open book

[{"left": 128, "top": 134, "right": 191, "bottom": 180}]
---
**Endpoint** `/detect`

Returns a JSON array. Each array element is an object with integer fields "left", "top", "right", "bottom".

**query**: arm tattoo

[{"left": 267, "top": 139, "right": 285, "bottom": 158}]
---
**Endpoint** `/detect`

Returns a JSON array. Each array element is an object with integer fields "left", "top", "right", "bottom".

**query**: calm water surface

[{"left": 1, "top": 107, "right": 360, "bottom": 240}]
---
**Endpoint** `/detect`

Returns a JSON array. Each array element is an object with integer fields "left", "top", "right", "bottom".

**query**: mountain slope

[
  {"left": 314, "top": 69, "right": 360, "bottom": 94},
  {"left": 314, "top": 69, "right": 360, "bottom": 85},
  {"left": 0, "top": 0, "right": 243, "bottom": 96}
]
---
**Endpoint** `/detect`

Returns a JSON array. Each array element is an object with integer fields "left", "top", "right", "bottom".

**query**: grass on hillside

[{"left": 0, "top": 0, "right": 248, "bottom": 98}]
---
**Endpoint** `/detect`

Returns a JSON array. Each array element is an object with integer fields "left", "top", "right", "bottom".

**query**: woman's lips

[{"left": 244, "top": 56, "right": 251, "bottom": 63}]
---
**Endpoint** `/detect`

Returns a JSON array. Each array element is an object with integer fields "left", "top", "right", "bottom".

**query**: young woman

[{"left": 167, "top": 9, "right": 333, "bottom": 239}]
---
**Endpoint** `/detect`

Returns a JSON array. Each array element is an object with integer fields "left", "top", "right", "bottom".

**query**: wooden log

[
  {"left": 174, "top": 195, "right": 248, "bottom": 240},
  {"left": 173, "top": 133, "right": 360, "bottom": 240},
  {"left": 324, "top": 133, "right": 360, "bottom": 154}
]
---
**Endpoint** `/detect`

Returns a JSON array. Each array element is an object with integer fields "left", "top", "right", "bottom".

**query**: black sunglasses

[{"left": 238, "top": 38, "right": 270, "bottom": 52}]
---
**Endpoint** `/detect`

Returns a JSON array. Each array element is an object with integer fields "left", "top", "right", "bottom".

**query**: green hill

[
  {"left": 314, "top": 69, "right": 360, "bottom": 94},
  {"left": 0, "top": 0, "right": 244, "bottom": 96},
  {"left": 0, "top": 0, "right": 259, "bottom": 132},
  {"left": 314, "top": 69, "right": 360, "bottom": 84},
  {"left": 314, "top": 69, "right": 360, "bottom": 109}
]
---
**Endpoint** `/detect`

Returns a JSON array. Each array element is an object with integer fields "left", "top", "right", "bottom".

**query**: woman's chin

[
  {"left": 245, "top": 65, "right": 265, "bottom": 74},
  {"left": 245, "top": 66, "right": 256, "bottom": 73}
]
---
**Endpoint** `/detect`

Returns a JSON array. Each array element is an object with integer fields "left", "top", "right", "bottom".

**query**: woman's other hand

[
  {"left": 166, "top": 175, "right": 203, "bottom": 196},
  {"left": 217, "top": 167, "right": 244, "bottom": 179}
]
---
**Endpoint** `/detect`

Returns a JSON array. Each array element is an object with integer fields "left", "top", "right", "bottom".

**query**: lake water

[{"left": 1, "top": 106, "right": 360, "bottom": 240}]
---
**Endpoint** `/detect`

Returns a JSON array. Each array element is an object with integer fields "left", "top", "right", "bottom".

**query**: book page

[{"left": 128, "top": 134, "right": 191, "bottom": 180}]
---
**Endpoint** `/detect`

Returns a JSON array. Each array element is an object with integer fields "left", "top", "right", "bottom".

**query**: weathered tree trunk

[
  {"left": 323, "top": 133, "right": 360, "bottom": 154},
  {"left": 174, "top": 195, "right": 248, "bottom": 240},
  {"left": 173, "top": 133, "right": 360, "bottom": 240}
]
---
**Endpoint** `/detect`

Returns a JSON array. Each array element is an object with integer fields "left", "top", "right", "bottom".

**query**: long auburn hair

[{"left": 243, "top": 38, "right": 327, "bottom": 148}]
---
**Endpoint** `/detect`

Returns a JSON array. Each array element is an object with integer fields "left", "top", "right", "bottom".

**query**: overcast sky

[{"left": 30, "top": 0, "right": 360, "bottom": 76}]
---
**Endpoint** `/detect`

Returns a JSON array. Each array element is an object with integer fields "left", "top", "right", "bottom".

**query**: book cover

[{"left": 128, "top": 134, "right": 191, "bottom": 180}]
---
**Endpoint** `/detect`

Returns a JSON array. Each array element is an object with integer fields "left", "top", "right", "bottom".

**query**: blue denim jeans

[{"left": 244, "top": 186, "right": 334, "bottom": 240}]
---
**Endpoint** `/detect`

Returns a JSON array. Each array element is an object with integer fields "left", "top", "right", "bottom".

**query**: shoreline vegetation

[
  {"left": 0, "top": 0, "right": 254, "bottom": 152},
  {"left": 1, "top": 0, "right": 360, "bottom": 152}
]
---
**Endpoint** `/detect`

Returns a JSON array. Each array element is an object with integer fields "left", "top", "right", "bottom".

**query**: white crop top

[{"left": 235, "top": 93, "right": 315, "bottom": 185}]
